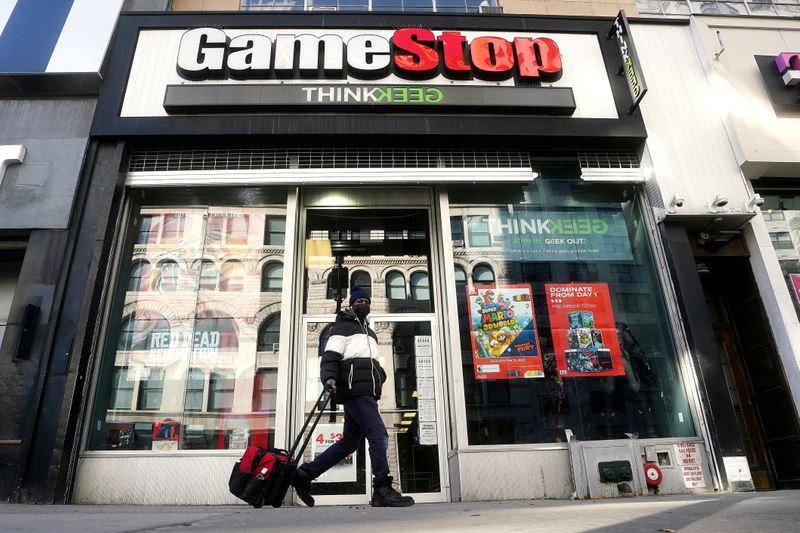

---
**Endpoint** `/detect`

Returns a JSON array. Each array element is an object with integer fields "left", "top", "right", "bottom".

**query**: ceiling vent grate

[
  {"left": 577, "top": 150, "right": 640, "bottom": 170},
  {"left": 128, "top": 148, "right": 531, "bottom": 173}
]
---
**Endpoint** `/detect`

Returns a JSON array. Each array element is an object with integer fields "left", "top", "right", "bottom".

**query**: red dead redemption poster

[
  {"left": 467, "top": 284, "right": 544, "bottom": 380},
  {"left": 545, "top": 283, "right": 624, "bottom": 377}
]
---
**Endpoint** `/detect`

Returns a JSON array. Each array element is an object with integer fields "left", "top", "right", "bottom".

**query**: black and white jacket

[{"left": 320, "top": 308, "right": 387, "bottom": 401}]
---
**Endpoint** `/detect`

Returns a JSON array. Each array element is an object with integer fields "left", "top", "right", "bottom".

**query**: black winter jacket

[{"left": 320, "top": 308, "right": 387, "bottom": 402}]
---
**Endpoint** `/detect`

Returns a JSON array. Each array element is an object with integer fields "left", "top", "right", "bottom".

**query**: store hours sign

[{"left": 167, "top": 27, "right": 576, "bottom": 114}]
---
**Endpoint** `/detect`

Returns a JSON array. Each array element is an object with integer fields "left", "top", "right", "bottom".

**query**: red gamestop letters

[{"left": 176, "top": 27, "right": 563, "bottom": 83}]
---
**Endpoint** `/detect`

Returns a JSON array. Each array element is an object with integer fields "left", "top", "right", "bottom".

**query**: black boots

[
  {"left": 370, "top": 477, "right": 415, "bottom": 507},
  {"left": 290, "top": 468, "right": 315, "bottom": 507}
]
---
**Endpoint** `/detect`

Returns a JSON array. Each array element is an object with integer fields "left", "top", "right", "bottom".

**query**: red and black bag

[{"left": 229, "top": 388, "right": 331, "bottom": 508}]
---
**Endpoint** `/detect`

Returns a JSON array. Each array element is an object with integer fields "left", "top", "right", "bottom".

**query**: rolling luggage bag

[{"left": 229, "top": 388, "right": 331, "bottom": 508}]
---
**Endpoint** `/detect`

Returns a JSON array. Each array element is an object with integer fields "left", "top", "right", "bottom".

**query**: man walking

[{"left": 290, "top": 286, "right": 415, "bottom": 508}]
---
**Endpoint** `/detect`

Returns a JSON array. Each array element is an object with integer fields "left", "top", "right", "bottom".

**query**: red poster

[
  {"left": 467, "top": 284, "right": 544, "bottom": 380},
  {"left": 545, "top": 283, "right": 624, "bottom": 377},
  {"left": 790, "top": 274, "right": 800, "bottom": 305}
]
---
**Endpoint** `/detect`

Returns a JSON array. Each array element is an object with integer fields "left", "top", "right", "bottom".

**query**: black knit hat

[{"left": 349, "top": 286, "right": 371, "bottom": 306}]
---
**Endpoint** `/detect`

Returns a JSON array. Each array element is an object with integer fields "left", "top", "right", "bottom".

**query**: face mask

[{"left": 352, "top": 303, "right": 370, "bottom": 320}]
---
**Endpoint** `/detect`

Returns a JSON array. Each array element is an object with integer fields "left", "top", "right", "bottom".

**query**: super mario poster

[{"left": 467, "top": 284, "right": 544, "bottom": 381}]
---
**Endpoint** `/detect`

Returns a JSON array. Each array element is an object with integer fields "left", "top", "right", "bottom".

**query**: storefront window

[
  {"left": 450, "top": 163, "right": 695, "bottom": 444},
  {"left": 89, "top": 194, "right": 289, "bottom": 452}
]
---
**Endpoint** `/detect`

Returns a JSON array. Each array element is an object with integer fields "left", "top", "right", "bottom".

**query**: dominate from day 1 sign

[
  {"left": 545, "top": 282, "right": 624, "bottom": 377},
  {"left": 467, "top": 284, "right": 544, "bottom": 380}
]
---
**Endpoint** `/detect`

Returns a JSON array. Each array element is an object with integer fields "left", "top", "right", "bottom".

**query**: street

[{"left": 1, "top": 490, "right": 798, "bottom": 532}]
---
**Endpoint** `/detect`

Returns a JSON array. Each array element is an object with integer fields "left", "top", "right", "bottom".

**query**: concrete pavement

[{"left": 1, "top": 490, "right": 798, "bottom": 532}]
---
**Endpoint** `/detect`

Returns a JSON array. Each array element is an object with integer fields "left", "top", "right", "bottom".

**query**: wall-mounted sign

[
  {"left": 482, "top": 208, "right": 633, "bottom": 262},
  {"left": 675, "top": 442, "right": 706, "bottom": 488},
  {"left": 545, "top": 283, "right": 624, "bottom": 377},
  {"left": 467, "top": 284, "right": 544, "bottom": 381},
  {"left": 756, "top": 52, "right": 800, "bottom": 114},
  {"left": 177, "top": 28, "right": 563, "bottom": 83},
  {"left": 607, "top": 10, "right": 647, "bottom": 114},
  {"left": 169, "top": 27, "right": 572, "bottom": 115}
]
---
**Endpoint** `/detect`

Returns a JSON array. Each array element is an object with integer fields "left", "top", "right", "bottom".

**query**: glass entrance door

[
  {"left": 299, "top": 315, "right": 447, "bottom": 505},
  {"left": 296, "top": 202, "right": 447, "bottom": 505}
]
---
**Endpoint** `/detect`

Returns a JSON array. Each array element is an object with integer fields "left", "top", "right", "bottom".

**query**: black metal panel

[
  {"left": 0, "top": 230, "right": 68, "bottom": 503},
  {"left": 92, "top": 12, "right": 648, "bottom": 148},
  {"left": 0, "top": 73, "right": 102, "bottom": 97},
  {"left": 662, "top": 223, "right": 746, "bottom": 487}
]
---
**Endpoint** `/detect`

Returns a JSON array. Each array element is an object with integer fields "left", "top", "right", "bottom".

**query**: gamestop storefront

[{"left": 70, "top": 12, "right": 711, "bottom": 504}]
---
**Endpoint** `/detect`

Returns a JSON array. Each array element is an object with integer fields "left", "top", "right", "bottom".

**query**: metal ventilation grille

[
  {"left": 128, "top": 148, "right": 531, "bottom": 173},
  {"left": 577, "top": 150, "right": 640, "bottom": 169}
]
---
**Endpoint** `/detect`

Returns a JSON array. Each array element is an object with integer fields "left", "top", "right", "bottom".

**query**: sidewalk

[{"left": 2, "top": 490, "right": 798, "bottom": 533}]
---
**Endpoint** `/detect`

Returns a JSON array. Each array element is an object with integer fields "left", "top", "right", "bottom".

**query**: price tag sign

[{"left": 311, "top": 423, "right": 357, "bottom": 483}]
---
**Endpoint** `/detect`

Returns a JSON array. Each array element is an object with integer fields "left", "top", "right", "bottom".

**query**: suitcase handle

[{"left": 288, "top": 387, "right": 332, "bottom": 461}]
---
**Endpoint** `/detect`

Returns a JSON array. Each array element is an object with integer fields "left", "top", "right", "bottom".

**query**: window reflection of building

[
  {"left": 386, "top": 271, "right": 406, "bottom": 299},
  {"left": 197, "top": 259, "right": 218, "bottom": 290},
  {"left": 472, "top": 264, "right": 495, "bottom": 284},
  {"left": 117, "top": 311, "right": 170, "bottom": 351},
  {"left": 184, "top": 368, "right": 205, "bottom": 412},
  {"left": 128, "top": 260, "right": 151, "bottom": 292},
  {"left": 261, "top": 262, "right": 283, "bottom": 292},
  {"left": 410, "top": 271, "right": 430, "bottom": 300},
  {"left": 137, "top": 368, "right": 165, "bottom": 410},
  {"left": 208, "top": 372, "right": 235, "bottom": 412},
  {"left": 155, "top": 259, "right": 180, "bottom": 292},
  {"left": 220, "top": 260, "right": 245, "bottom": 291},
  {"left": 257, "top": 313, "right": 281, "bottom": 352},
  {"left": 350, "top": 270, "right": 371, "bottom": 295},
  {"left": 264, "top": 216, "right": 285, "bottom": 246},
  {"left": 110, "top": 367, "right": 134, "bottom": 410},
  {"left": 92, "top": 205, "right": 288, "bottom": 452}
]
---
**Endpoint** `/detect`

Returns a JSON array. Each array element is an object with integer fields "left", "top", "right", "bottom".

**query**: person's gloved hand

[{"left": 325, "top": 378, "right": 337, "bottom": 393}]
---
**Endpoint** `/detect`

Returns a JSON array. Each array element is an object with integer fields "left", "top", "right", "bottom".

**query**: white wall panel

[
  {"left": 120, "top": 29, "right": 617, "bottom": 119},
  {"left": 457, "top": 449, "right": 572, "bottom": 501},
  {"left": 46, "top": 0, "right": 123, "bottom": 73},
  {"left": 634, "top": 24, "right": 752, "bottom": 216},
  {"left": 73, "top": 455, "right": 244, "bottom": 505},
  {"left": 0, "top": 0, "right": 17, "bottom": 39},
  {"left": 691, "top": 16, "right": 800, "bottom": 178}
]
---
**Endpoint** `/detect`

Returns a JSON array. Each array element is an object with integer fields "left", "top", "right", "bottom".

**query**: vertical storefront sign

[
  {"left": 414, "top": 335, "right": 437, "bottom": 445},
  {"left": 545, "top": 283, "right": 624, "bottom": 377},
  {"left": 311, "top": 423, "right": 357, "bottom": 483},
  {"left": 467, "top": 284, "right": 544, "bottom": 380},
  {"left": 608, "top": 10, "right": 647, "bottom": 113},
  {"left": 790, "top": 274, "right": 800, "bottom": 304}
]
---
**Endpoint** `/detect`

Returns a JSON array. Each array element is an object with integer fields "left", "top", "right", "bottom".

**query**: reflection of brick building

[{"left": 105, "top": 207, "right": 286, "bottom": 451}]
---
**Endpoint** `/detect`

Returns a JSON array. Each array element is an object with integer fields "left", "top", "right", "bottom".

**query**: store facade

[{"left": 67, "top": 12, "right": 716, "bottom": 504}]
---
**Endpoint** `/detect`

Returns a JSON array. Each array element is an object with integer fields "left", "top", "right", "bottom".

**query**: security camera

[
  {"left": 711, "top": 195, "right": 729, "bottom": 208},
  {"left": 670, "top": 195, "right": 685, "bottom": 208},
  {"left": 747, "top": 194, "right": 765, "bottom": 208}
]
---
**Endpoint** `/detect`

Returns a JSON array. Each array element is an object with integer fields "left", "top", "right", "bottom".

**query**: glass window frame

[
  {"left": 443, "top": 170, "right": 699, "bottom": 447},
  {"left": 85, "top": 188, "right": 294, "bottom": 454}
]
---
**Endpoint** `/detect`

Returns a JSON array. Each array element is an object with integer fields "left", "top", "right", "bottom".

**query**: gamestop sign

[
  {"left": 164, "top": 27, "right": 576, "bottom": 114},
  {"left": 177, "top": 27, "right": 563, "bottom": 82}
]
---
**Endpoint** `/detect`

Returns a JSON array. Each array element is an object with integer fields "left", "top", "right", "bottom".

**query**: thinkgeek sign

[
  {"left": 608, "top": 11, "right": 647, "bottom": 114},
  {"left": 168, "top": 27, "right": 576, "bottom": 114}
]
